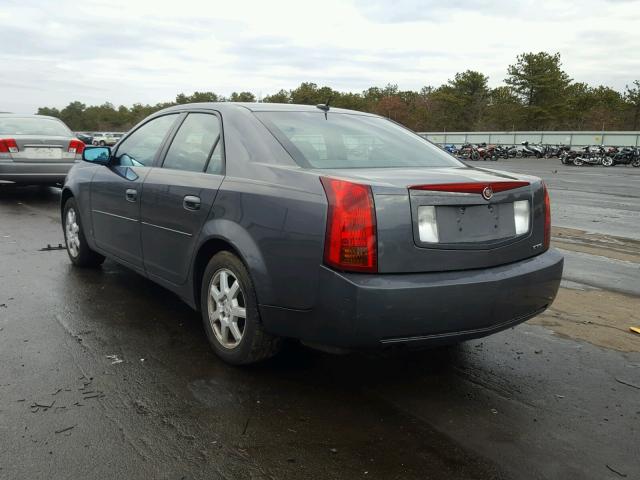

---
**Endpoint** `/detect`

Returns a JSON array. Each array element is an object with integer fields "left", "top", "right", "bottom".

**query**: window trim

[
  {"left": 158, "top": 110, "right": 226, "bottom": 176},
  {"left": 112, "top": 112, "right": 181, "bottom": 168}
]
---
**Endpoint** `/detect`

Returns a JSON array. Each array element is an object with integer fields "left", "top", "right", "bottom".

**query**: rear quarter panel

[
  {"left": 203, "top": 172, "right": 326, "bottom": 309},
  {"left": 196, "top": 107, "right": 328, "bottom": 310}
]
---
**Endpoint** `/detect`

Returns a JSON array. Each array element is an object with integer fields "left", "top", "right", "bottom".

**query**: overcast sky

[{"left": 1, "top": 0, "right": 639, "bottom": 113}]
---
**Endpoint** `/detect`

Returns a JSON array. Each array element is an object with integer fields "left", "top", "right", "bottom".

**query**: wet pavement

[{"left": 1, "top": 159, "right": 639, "bottom": 480}]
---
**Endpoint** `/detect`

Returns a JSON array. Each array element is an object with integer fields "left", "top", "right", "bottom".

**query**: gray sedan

[
  {"left": 0, "top": 114, "right": 85, "bottom": 185},
  {"left": 60, "top": 103, "right": 563, "bottom": 364}
]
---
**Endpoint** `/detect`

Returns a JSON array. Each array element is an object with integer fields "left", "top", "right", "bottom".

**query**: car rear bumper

[
  {"left": 0, "top": 161, "right": 74, "bottom": 185},
  {"left": 260, "top": 249, "right": 564, "bottom": 349}
]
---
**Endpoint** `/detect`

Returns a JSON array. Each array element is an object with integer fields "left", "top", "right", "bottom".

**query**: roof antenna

[{"left": 316, "top": 97, "right": 331, "bottom": 118}]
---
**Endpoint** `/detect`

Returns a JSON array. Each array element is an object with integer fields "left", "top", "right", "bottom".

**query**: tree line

[{"left": 36, "top": 52, "right": 640, "bottom": 132}]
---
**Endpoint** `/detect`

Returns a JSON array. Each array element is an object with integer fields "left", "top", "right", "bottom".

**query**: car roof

[
  {"left": 0, "top": 113, "right": 62, "bottom": 121},
  {"left": 160, "top": 102, "right": 377, "bottom": 116}
]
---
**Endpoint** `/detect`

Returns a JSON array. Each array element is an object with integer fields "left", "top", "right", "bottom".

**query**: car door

[
  {"left": 140, "top": 111, "right": 225, "bottom": 285},
  {"left": 90, "top": 113, "right": 179, "bottom": 268}
]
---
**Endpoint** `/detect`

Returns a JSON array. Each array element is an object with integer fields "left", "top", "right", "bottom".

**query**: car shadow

[
  {"left": 0, "top": 184, "right": 61, "bottom": 203},
  {"left": 61, "top": 256, "right": 474, "bottom": 390}
]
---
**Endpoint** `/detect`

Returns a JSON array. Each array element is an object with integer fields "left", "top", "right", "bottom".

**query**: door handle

[
  {"left": 125, "top": 188, "right": 137, "bottom": 202},
  {"left": 183, "top": 195, "right": 201, "bottom": 211}
]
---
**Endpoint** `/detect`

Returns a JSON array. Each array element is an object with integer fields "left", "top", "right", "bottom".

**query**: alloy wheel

[
  {"left": 65, "top": 208, "right": 80, "bottom": 258},
  {"left": 207, "top": 269, "right": 247, "bottom": 349}
]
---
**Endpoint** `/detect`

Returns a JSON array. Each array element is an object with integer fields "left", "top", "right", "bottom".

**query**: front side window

[
  {"left": 163, "top": 113, "right": 222, "bottom": 173},
  {"left": 255, "top": 111, "right": 463, "bottom": 169},
  {"left": 114, "top": 114, "right": 177, "bottom": 167}
]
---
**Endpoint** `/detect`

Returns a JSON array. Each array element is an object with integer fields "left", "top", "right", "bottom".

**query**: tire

[
  {"left": 573, "top": 158, "right": 584, "bottom": 166},
  {"left": 602, "top": 157, "right": 614, "bottom": 167},
  {"left": 632, "top": 159, "right": 640, "bottom": 168},
  {"left": 516, "top": 151, "right": 523, "bottom": 158},
  {"left": 63, "top": 197, "right": 105, "bottom": 268},
  {"left": 200, "top": 251, "right": 282, "bottom": 365}
]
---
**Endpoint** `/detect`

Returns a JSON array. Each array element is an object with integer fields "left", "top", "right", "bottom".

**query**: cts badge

[{"left": 482, "top": 186, "right": 493, "bottom": 200}]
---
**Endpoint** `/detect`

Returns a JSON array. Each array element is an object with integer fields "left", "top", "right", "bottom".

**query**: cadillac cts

[{"left": 61, "top": 103, "right": 563, "bottom": 364}]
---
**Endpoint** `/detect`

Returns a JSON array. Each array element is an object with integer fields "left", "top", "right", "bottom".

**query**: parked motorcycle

[
  {"left": 493, "top": 145, "right": 513, "bottom": 159},
  {"left": 470, "top": 143, "right": 498, "bottom": 161},
  {"left": 519, "top": 141, "right": 546, "bottom": 158},
  {"left": 443, "top": 144, "right": 458, "bottom": 155},
  {"left": 572, "top": 146, "right": 604, "bottom": 166},
  {"left": 544, "top": 144, "right": 570, "bottom": 158},
  {"left": 602, "top": 147, "right": 640, "bottom": 167},
  {"left": 457, "top": 143, "right": 474, "bottom": 159},
  {"left": 559, "top": 149, "right": 579, "bottom": 165}
]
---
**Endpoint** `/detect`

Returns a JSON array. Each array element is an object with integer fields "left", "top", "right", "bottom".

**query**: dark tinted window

[
  {"left": 256, "top": 112, "right": 462, "bottom": 169},
  {"left": 163, "top": 113, "right": 221, "bottom": 173},
  {"left": 0, "top": 117, "right": 71, "bottom": 136},
  {"left": 114, "top": 114, "right": 177, "bottom": 167}
]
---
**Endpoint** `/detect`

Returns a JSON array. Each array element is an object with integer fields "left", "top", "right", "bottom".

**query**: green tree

[
  {"left": 263, "top": 89, "right": 290, "bottom": 103},
  {"left": 484, "top": 86, "right": 524, "bottom": 130},
  {"left": 332, "top": 92, "right": 366, "bottom": 111},
  {"left": 448, "top": 70, "right": 490, "bottom": 129},
  {"left": 505, "top": 52, "right": 572, "bottom": 129},
  {"left": 37, "top": 107, "right": 61, "bottom": 117},
  {"left": 563, "top": 82, "right": 593, "bottom": 129},
  {"left": 59, "top": 101, "right": 87, "bottom": 130},
  {"left": 583, "top": 86, "right": 626, "bottom": 130},
  {"left": 31, "top": 63, "right": 640, "bottom": 132},
  {"left": 625, "top": 80, "right": 640, "bottom": 130},
  {"left": 176, "top": 91, "right": 219, "bottom": 104},
  {"left": 229, "top": 91, "right": 256, "bottom": 102},
  {"left": 428, "top": 85, "right": 467, "bottom": 131}
]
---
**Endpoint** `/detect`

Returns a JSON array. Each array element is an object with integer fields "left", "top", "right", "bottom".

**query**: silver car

[{"left": 0, "top": 114, "right": 84, "bottom": 186}]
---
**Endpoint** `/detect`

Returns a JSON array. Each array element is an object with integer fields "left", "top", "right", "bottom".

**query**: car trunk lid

[
  {"left": 8, "top": 135, "right": 77, "bottom": 162},
  {"left": 316, "top": 166, "right": 547, "bottom": 273}
]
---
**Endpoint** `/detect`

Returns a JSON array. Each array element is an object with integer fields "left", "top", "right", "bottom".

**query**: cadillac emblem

[{"left": 482, "top": 186, "right": 493, "bottom": 200}]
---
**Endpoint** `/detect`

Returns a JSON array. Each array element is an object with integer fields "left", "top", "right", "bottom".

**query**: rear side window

[
  {"left": 163, "top": 113, "right": 222, "bottom": 173},
  {"left": 255, "top": 111, "right": 462, "bottom": 169},
  {"left": 115, "top": 114, "right": 177, "bottom": 167},
  {"left": 0, "top": 117, "right": 71, "bottom": 136}
]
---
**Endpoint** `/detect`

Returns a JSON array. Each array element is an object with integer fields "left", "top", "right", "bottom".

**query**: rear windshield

[
  {"left": 255, "top": 111, "right": 461, "bottom": 169},
  {"left": 0, "top": 117, "right": 71, "bottom": 136}
]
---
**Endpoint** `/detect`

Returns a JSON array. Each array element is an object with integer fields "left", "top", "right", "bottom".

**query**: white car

[{"left": 92, "top": 132, "right": 124, "bottom": 146}]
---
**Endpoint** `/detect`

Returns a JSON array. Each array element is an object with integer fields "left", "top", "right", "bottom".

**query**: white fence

[{"left": 418, "top": 131, "right": 640, "bottom": 148}]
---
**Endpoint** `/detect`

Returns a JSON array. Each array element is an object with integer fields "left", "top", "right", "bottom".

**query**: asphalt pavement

[{"left": 0, "top": 159, "right": 638, "bottom": 480}]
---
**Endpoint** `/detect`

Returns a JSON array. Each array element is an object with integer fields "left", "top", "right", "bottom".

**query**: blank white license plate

[{"left": 25, "top": 147, "right": 62, "bottom": 159}]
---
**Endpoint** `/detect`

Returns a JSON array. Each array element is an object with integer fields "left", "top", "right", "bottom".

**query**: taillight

[
  {"left": 320, "top": 177, "right": 377, "bottom": 273},
  {"left": 543, "top": 183, "right": 551, "bottom": 250},
  {"left": 0, "top": 138, "right": 18, "bottom": 153},
  {"left": 68, "top": 139, "right": 85, "bottom": 155}
]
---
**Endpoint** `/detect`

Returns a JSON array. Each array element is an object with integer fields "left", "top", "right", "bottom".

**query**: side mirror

[{"left": 82, "top": 146, "right": 111, "bottom": 165}]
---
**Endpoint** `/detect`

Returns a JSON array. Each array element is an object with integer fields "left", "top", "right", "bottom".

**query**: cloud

[{"left": 0, "top": 0, "right": 638, "bottom": 113}]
